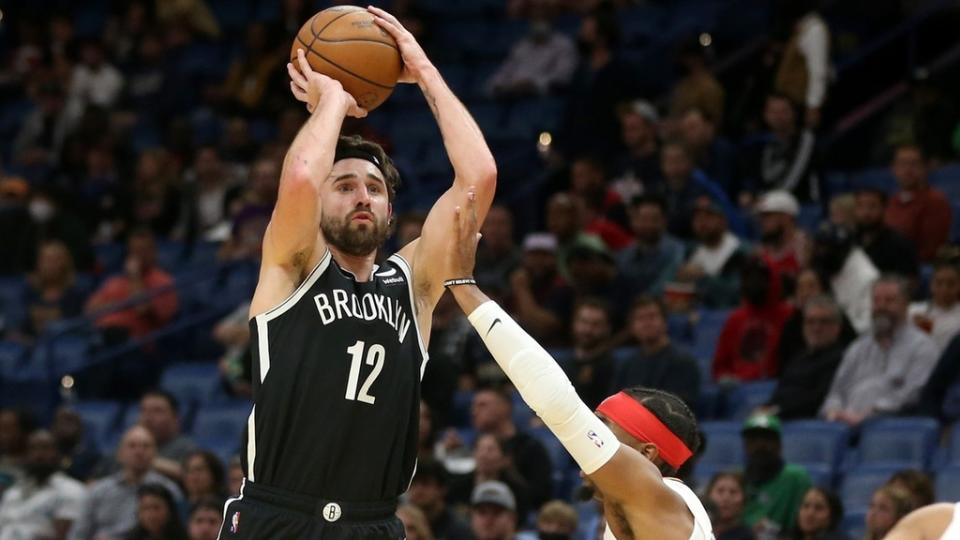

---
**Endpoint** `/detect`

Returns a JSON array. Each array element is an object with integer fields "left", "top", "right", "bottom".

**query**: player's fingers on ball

[
  {"left": 287, "top": 63, "right": 307, "bottom": 87},
  {"left": 296, "top": 48, "right": 313, "bottom": 75}
]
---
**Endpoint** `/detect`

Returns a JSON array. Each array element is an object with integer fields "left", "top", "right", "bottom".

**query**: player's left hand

[
  {"left": 368, "top": 6, "right": 432, "bottom": 84},
  {"left": 449, "top": 187, "right": 480, "bottom": 279}
]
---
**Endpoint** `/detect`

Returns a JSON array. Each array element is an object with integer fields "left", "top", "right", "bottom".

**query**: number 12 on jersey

[{"left": 345, "top": 340, "right": 385, "bottom": 404}]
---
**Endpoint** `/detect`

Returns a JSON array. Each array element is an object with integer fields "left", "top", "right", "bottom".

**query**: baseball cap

[
  {"left": 523, "top": 233, "right": 558, "bottom": 253},
  {"left": 742, "top": 413, "right": 782, "bottom": 436},
  {"left": 471, "top": 481, "right": 516, "bottom": 511},
  {"left": 567, "top": 236, "right": 614, "bottom": 264},
  {"left": 626, "top": 99, "right": 659, "bottom": 124},
  {"left": 755, "top": 190, "right": 799, "bottom": 217}
]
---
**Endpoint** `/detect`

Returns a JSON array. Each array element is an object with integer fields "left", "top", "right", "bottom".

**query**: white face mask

[{"left": 29, "top": 199, "right": 55, "bottom": 223}]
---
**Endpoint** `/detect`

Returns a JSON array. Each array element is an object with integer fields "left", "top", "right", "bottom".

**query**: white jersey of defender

[
  {"left": 603, "top": 478, "right": 714, "bottom": 540},
  {"left": 941, "top": 503, "right": 960, "bottom": 540}
]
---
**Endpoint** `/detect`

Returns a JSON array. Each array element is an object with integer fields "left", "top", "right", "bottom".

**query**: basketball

[{"left": 291, "top": 5, "right": 402, "bottom": 111}]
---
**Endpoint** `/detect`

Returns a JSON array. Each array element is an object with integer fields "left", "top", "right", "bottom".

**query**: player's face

[
  {"left": 188, "top": 508, "right": 223, "bottom": 540},
  {"left": 797, "top": 489, "right": 832, "bottom": 534},
  {"left": 321, "top": 159, "right": 393, "bottom": 257}
]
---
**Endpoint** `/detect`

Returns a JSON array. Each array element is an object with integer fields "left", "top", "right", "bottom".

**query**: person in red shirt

[
  {"left": 568, "top": 155, "right": 633, "bottom": 251},
  {"left": 85, "top": 228, "right": 178, "bottom": 340},
  {"left": 885, "top": 143, "right": 952, "bottom": 262},
  {"left": 712, "top": 254, "right": 793, "bottom": 382}
]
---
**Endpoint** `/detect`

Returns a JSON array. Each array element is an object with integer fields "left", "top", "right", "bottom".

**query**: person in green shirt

[{"left": 741, "top": 413, "right": 812, "bottom": 539}]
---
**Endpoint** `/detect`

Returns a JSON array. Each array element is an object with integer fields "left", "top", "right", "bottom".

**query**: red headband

[{"left": 596, "top": 392, "right": 693, "bottom": 469}]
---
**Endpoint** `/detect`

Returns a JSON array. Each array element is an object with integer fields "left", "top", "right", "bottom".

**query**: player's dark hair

[
  {"left": 142, "top": 389, "right": 180, "bottom": 415},
  {"left": 336, "top": 135, "right": 401, "bottom": 203},
  {"left": 622, "top": 387, "right": 701, "bottom": 475}
]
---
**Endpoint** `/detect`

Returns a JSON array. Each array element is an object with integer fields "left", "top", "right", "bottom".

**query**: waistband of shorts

[{"left": 240, "top": 480, "right": 398, "bottom": 522}]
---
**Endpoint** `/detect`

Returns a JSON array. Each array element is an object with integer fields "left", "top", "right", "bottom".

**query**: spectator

[
  {"left": 713, "top": 256, "right": 793, "bottom": 382},
  {"left": 68, "top": 426, "right": 182, "bottom": 540},
  {"left": 475, "top": 205, "right": 522, "bottom": 293},
  {"left": 763, "top": 296, "right": 849, "bottom": 420},
  {"left": 863, "top": 485, "right": 916, "bottom": 540},
  {"left": 397, "top": 503, "right": 435, "bottom": 540},
  {"left": 66, "top": 39, "right": 124, "bottom": 121},
  {"left": 208, "top": 23, "right": 281, "bottom": 115},
  {"left": 469, "top": 388, "right": 552, "bottom": 508},
  {"left": 885, "top": 470, "right": 935, "bottom": 509},
  {"left": 566, "top": 241, "right": 631, "bottom": 324},
  {"left": 704, "top": 472, "right": 755, "bottom": 540},
  {"left": 853, "top": 188, "right": 918, "bottom": 278},
  {"left": 0, "top": 409, "right": 35, "bottom": 495},
  {"left": 182, "top": 451, "right": 226, "bottom": 505},
  {"left": 613, "top": 296, "right": 701, "bottom": 408},
  {"left": 611, "top": 100, "right": 661, "bottom": 201},
  {"left": 0, "top": 178, "right": 36, "bottom": 275},
  {"left": 744, "top": 94, "right": 819, "bottom": 203},
  {"left": 127, "top": 483, "right": 189, "bottom": 540},
  {"left": 544, "top": 193, "right": 602, "bottom": 280},
  {"left": 13, "top": 80, "right": 72, "bottom": 166},
  {"left": 175, "top": 146, "right": 244, "bottom": 242},
  {"left": 741, "top": 414, "right": 812, "bottom": 537},
  {"left": 406, "top": 460, "right": 472, "bottom": 540},
  {"left": 186, "top": 497, "right": 224, "bottom": 540},
  {"left": 418, "top": 403, "right": 437, "bottom": 461},
  {"left": 755, "top": 191, "right": 808, "bottom": 279},
  {"left": 155, "top": 0, "right": 221, "bottom": 39},
  {"left": 566, "top": 298, "right": 615, "bottom": 409},
  {"left": 85, "top": 228, "right": 179, "bottom": 341},
  {"left": 25, "top": 186, "right": 95, "bottom": 273},
  {"left": 469, "top": 481, "right": 518, "bottom": 540},
  {"left": 138, "top": 391, "right": 197, "bottom": 478},
  {"left": 76, "top": 145, "right": 126, "bottom": 243},
  {"left": 424, "top": 293, "right": 474, "bottom": 431},
  {"left": 226, "top": 458, "right": 243, "bottom": 498},
  {"left": 486, "top": 17, "right": 576, "bottom": 97},
  {"left": 20, "top": 240, "right": 86, "bottom": 338},
  {"left": 782, "top": 487, "right": 849, "bottom": 540},
  {"left": 828, "top": 194, "right": 855, "bottom": 230},
  {"left": 616, "top": 195, "right": 685, "bottom": 298},
  {"left": 810, "top": 223, "right": 878, "bottom": 334},
  {"left": 448, "top": 433, "right": 531, "bottom": 520},
  {"left": 679, "top": 108, "right": 739, "bottom": 196},
  {"left": 394, "top": 211, "right": 426, "bottom": 251},
  {"left": 674, "top": 195, "right": 750, "bottom": 309},
  {"left": 526, "top": 500, "right": 578, "bottom": 540},
  {"left": 213, "top": 301, "right": 253, "bottom": 398},
  {"left": 568, "top": 156, "right": 632, "bottom": 251},
  {"left": 885, "top": 144, "right": 952, "bottom": 262},
  {"left": 652, "top": 142, "right": 740, "bottom": 239},
  {"left": 670, "top": 40, "right": 725, "bottom": 128},
  {"left": 126, "top": 149, "right": 183, "bottom": 238},
  {"left": 773, "top": 1, "right": 830, "bottom": 128},
  {"left": 909, "top": 261, "right": 960, "bottom": 353},
  {"left": 777, "top": 269, "right": 856, "bottom": 363},
  {"left": 507, "top": 233, "right": 575, "bottom": 346},
  {"left": 51, "top": 407, "right": 101, "bottom": 482},
  {"left": 919, "top": 333, "right": 960, "bottom": 423},
  {"left": 0, "top": 430, "right": 87, "bottom": 540},
  {"left": 820, "top": 276, "right": 940, "bottom": 426}
]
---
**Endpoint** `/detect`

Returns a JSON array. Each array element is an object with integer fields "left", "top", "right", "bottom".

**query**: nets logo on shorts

[{"left": 323, "top": 502, "right": 342, "bottom": 522}]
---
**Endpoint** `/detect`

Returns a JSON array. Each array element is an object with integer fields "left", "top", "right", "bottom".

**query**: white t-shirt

[
  {"left": 909, "top": 301, "right": 960, "bottom": 353},
  {"left": 0, "top": 472, "right": 87, "bottom": 540},
  {"left": 603, "top": 478, "right": 714, "bottom": 539}
]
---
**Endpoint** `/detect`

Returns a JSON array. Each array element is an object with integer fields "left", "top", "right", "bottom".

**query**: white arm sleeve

[{"left": 468, "top": 301, "right": 620, "bottom": 474}]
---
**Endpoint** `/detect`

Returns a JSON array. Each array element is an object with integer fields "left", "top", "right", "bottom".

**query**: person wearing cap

[
  {"left": 884, "top": 143, "right": 952, "bottom": 263},
  {"left": 810, "top": 222, "right": 878, "bottom": 334},
  {"left": 611, "top": 100, "right": 661, "bottom": 202},
  {"left": 820, "top": 275, "right": 939, "bottom": 426},
  {"left": 675, "top": 195, "right": 750, "bottom": 309},
  {"left": 469, "top": 481, "right": 518, "bottom": 540},
  {"left": 544, "top": 193, "right": 606, "bottom": 281},
  {"left": 740, "top": 413, "right": 812, "bottom": 538},
  {"left": 755, "top": 190, "right": 809, "bottom": 279},
  {"left": 508, "top": 232, "right": 575, "bottom": 346},
  {"left": 616, "top": 194, "right": 685, "bottom": 299},
  {"left": 443, "top": 191, "right": 713, "bottom": 540}
]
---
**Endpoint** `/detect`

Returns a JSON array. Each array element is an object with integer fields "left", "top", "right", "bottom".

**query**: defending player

[
  {"left": 444, "top": 190, "right": 713, "bottom": 540},
  {"left": 219, "top": 7, "right": 496, "bottom": 540}
]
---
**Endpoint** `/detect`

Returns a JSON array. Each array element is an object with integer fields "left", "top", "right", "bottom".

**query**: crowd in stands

[{"left": 2, "top": 0, "right": 960, "bottom": 539}]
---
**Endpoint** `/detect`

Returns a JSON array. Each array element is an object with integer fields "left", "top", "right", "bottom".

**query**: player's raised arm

[{"left": 369, "top": 7, "right": 497, "bottom": 305}]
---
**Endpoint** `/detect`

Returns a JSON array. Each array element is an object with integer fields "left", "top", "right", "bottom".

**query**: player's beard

[{"left": 321, "top": 210, "right": 392, "bottom": 257}]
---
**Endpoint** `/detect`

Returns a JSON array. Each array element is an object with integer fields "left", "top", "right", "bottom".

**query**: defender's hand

[
  {"left": 448, "top": 187, "right": 480, "bottom": 279},
  {"left": 368, "top": 6, "right": 433, "bottom": 84}
]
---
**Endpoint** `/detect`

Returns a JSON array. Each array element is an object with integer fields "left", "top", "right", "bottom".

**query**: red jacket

[{"left": 885, "top": 186, "right": 952, "bottom": 262}]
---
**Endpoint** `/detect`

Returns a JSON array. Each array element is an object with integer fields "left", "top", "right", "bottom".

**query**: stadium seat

[
  {"left": 0, "top": 341, "right": 27, "bottom": 378},
  {"left": 37, "top": 335, "right": 93, "bottom": 377},
  {"left": 191, "top": 401, "right": 252, "bottom": 443},
  {"left": 71, "top": 400, "right": 123, "bottom": 449},
  {"left": 193, "top": 434, "right": 241, "bottom": 465},
  {"left": 935, "top": 466, "right": 960, "bottom": 502},
  {"left": 725, "top": 381, "right": 777, "bottom": 419},
  {"left": 857, "top": 417, "right": 939, "bottom": 469},
  {"left": 698, "top": 421, "right": 743, "bottom": 469},
  {"left": 803, "top": 463, "right": 834, "bottom": 489},
  {"left": 530, "top": 426, "right": 571, "bottom": 470},
  {"left": 160, "top": 363, "right": 223, "bottom": 409},
  {"left": 850, "top": 168, "right": 897, "bottom": 193},
  {"left": 0, "top": 277, "right": 27, "bottom": 331},
  {"left": 842, "top": 511, "right": 866, "bottom": 540},
  {"left": 840, "top": 464, "right": 900, "bottom": 513},
  {"left": 611, "top": 347, "right": 639, "bottom": 374},
  {"left": 782, "top": 421, "right": 849, "bottom": 473},
  {"left": 930, "top": 164, "right": 960, "bottom": 200}
]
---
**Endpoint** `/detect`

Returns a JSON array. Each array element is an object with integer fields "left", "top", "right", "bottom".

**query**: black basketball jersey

[{"left": 244, "top": 250, "right": 427, "bottom": 501}]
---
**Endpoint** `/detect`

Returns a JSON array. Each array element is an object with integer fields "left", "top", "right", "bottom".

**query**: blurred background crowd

[{"left": 1, "top": 0, "right": 960, "bottom": 539}]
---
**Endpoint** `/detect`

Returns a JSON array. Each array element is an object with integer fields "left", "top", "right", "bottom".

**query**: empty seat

[
  {"left": 47, "top": 335, "right": 93, "bottom": 377},
  {"left": 851, "top": 168, "right": 896, "bottom": 193},
  {"left": 782, "top": 421, "right": 849, "bottom": 472},
  {"left": 803, "top": 463, "right": 834, "bottom": 488},
  {"left": 840, "top": 464, "right": 900, "bottom": 513},
  {"left": 71, "top": 400, "right": 123, "bottom": 448},
  {"left": 726, "top": 381, "right": 777, "bottom": 419},
  {"left": 858, "top": 417, "right": 939, "bottom": 469},
  {"left": 698, "top": 421, "right": 743, "bottom": 468},
  {"left": 160, "top": 362, "right": 223, "bottom": 408},
  {"left": 0, "top": 341, "right": 27, "bottom": 377},
  {"left": 191, "top": 401, "right": 252, "bottom": 443},
  {"left": 936, "top": 466, "right": 960, "bottom": 502},
  {"left": 842, "top": 511, "right": 866, "bottom": 540}
]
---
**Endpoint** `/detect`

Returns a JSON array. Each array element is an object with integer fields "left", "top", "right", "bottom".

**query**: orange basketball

[{"left": 291, "top": 5, "right": 402, "bottom": 111}]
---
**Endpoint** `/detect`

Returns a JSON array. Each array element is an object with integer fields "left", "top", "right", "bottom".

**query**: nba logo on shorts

[{"left": 230, "top": 511, "right": 240, "bottom": 533}]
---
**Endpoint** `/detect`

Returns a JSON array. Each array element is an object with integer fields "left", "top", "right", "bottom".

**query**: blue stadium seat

[
  {"left": 691, "top": 308, "right": 729, "bottom": 361},
  {"left": 160, "top": 362, "right": 223, "bottom": 409},
  {"left": 0, "top": 277, "right": 27, "bottom": 331},
  {"left": 0, "top": 341, "right": 27, "bottom": 378},
  {"left": 42, "top": 335, "right": 93, "bottom": 377},
  {"left": 850, "top": 168, "right": 896, "bottom": 193},
  {"left": 857, "top": 417, "right": 939, "bottom": 469},
  {"left": 193, "top": 434, "right": 240, "bottom": 466},
  {"left": 936, "top": 466, "right": 960, "bottom": 502},
  {"left": 698, "top": 384, "right": 722, "bottom": 419},
  {"left": 804, "top": 463, "right": 834, "bottom": 488},
  {"left": 450, "top": 389, "right": 474, "bottom": 428},
  {"left": 840, "top": 464, "right": 900, "bottom": 513},
  {"left": 530, "top": 426, "right": 570, "bottom": 470},
  {"left": 71, "top": 400, "right": 123, "bottom": 449},
  {"left": 843, "top": 511, "right": 866, "bottom": 540},
  {"left": 782, "top": 421, "right": 849, "bottom": 473},
  {"left": 191, "top": 401, "right": 252, "bottom": 443},
  {"left": 698, "top": 421, "right": 743, "bottom": 469},
  {"left": 930, "top": 164, "right": 960, "bottom": 200},
  {"left": 944, "top": 428, "right": 960, "bottom": 465},
  {"left": 94, "top": 243, "right": 125, "bottom": 274},
  {"left": 797, "top": 204, "right": 824, "bottom": 233},
  {"left": 726, "top": 381, "right": 777, "bottom": 419}
]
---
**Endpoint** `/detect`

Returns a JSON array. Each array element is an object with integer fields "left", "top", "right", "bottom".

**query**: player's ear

[{"left": 639, "top": 442, "right": 660, "bottom": 463}]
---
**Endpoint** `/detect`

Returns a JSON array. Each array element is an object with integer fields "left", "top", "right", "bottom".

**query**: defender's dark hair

[
  {"left": 622, "top": 387, "right": 701, "bottom": 475},
  {"left": 335, "top": 135, "right": 401, "bottom": 203}
]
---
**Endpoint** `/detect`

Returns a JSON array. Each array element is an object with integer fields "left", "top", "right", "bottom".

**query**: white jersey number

[{"left": 345, "top": 340, "right": 385, "bottom": 404}]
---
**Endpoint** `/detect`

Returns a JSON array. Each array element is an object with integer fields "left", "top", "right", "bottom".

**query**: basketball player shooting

[
  {"left": 219, "top": 7, "right": 496, "bottom": 540},
  {"left": 443, "top": 192, "right": 714, "bottom": 540}
]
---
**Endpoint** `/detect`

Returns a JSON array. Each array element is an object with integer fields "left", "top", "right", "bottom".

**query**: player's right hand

[{"left": 288, "top": 49, "right": 367, "bottom": 118}]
